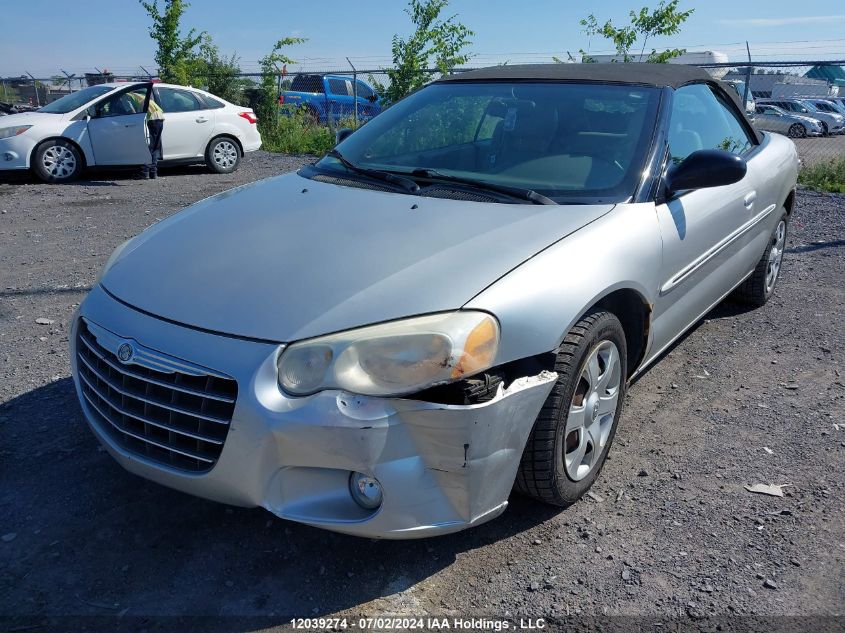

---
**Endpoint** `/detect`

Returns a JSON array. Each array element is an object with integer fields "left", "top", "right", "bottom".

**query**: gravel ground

[
  {"left": 792, "top": 134, "right": 845, "bottom": 167},
  {"left": 0, "top": 153, "right": 843, "bottom": 630}
]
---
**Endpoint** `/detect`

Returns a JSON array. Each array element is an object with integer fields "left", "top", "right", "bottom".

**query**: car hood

[
  {"left": 101, "top": 173, "right": 613, "bottom": 342},
  {"left": 0, "top": 111, "right": 63, "bottom": 126}
]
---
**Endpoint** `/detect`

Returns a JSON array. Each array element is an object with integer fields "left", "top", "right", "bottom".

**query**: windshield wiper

[
  {"left": 327, "top": 150, "right": 419, "bottom": 194},
  {"left": 410, "top": 168, "right": 557, "bottom": 205}
]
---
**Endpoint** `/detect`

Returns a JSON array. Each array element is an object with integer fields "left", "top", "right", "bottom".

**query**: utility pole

[
  {"left": 743, "top": 41, "right": 753, "bottom": 111},
  {"left": 347, "top": 57, "right": 358, "bottom": 126},
  {"left": 25, "top": 71, "right": 40, "bottom": 106}
]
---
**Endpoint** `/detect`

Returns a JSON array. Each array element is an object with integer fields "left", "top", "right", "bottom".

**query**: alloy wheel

[
  {"left": 788, "top": 123, "right": 806, "bottom": 138},
  {"left": 41, "top": 145, "right": 77, "bottom": 179},
  {"left": 213, "top": 141, "right": 238, "bottom": 169},
  {"left": 563, "top": 340, "right": 622, "bottom": 481},
  {"left": 766, "top": 219, "right": 786, "bottom": 294}
]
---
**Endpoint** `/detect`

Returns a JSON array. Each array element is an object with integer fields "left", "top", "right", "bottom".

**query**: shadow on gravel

[
  {"left": 0, "top": 164, "right": 213, "bottom": 186},
  {"left": 1, "top": 378, "right": 560, "bottom": 624},
  {"left": 786, "top": 239, "right": 845, "bottom": 253},
  {"left": 0, "top": 286, "right": 92, "bottom": 298},
  {"left": 629, "top": 298, "right": 756, "bottom": 387}
]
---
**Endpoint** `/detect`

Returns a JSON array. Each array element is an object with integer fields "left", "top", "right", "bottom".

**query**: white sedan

[{"left": 0, "top": 82, "right": 262, "bottom": 182}]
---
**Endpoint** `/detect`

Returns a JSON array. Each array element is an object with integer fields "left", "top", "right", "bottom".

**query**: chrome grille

[{"left": 76, "top": 320, "right": 237, "bottom": 472}]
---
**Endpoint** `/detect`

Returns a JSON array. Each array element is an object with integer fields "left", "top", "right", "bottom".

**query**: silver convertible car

[{"left": 71, "top": 64, "right": 798, "bottom": 538}]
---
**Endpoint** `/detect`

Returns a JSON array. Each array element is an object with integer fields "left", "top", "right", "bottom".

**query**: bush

[
  {"left": 260, "top": 112, "right": 334, "bottom": 155},
  {"left": 799, "top": 157, "right": 845, "bottom": 194},
  {"left": 259, "top": 109, "right": 362, "bottom": 155}
]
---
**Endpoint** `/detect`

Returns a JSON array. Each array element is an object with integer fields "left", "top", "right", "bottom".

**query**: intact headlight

[
  {"left": 0, "top": 125, "right": 32, "bottom": 139},
  {"left": 277, "top": 311, "right": 500, "bottom": 397}
]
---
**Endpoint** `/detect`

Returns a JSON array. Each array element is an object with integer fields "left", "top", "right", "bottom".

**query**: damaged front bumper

[{"left": 70, "top": 286, "right": 556, "bottom": 538}]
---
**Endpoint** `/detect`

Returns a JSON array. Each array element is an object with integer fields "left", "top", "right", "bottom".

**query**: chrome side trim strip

[{"left": 660, "top": 203, "right": 777, "bottom": 295}]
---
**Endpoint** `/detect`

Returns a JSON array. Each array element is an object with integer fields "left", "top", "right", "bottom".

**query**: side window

[
  {"left": 328, "top": 79, "right": 350, "bottom": 96},
  {"left": 199, "top": 94, "right": 226, "bottom": 109},
  {"left": 355, "top": 81, "right": 374, "bottom": 99},
  {"left": 155, "top": 87, "right": 203, "bottom": 113},
  {"left": 668, "top": 84, "right": 754, "bottom": 164},
  {"left": 90, "top": 87, "right": 149, "bottom": 118}
]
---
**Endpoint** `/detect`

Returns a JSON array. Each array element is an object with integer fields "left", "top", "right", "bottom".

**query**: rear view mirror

[
  {"left": 665, "top": 149, "right": 747, "bottom": 197},
  {"left": 335, "top": 128, "right": 353, "bottom": 145}
]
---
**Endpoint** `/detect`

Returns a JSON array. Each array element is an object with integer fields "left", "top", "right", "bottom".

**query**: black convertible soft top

[
  {"left": 436, "top": 63, "right": 759, "bottom": 140},
  {"left": 437, "top": 63, "right": 714, "bottom": 89}
]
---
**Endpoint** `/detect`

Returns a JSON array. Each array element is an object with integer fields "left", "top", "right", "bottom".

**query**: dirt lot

[{"left": 1, "top": 153, "right": 843, "bottom": 630}]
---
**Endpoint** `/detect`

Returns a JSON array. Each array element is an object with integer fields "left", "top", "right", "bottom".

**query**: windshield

[
  {"left": 318, "top": 81, "right": 661, "bottom": 203},
  {"left": 38, "top": 85, "right": 115, "bottom": 114}
]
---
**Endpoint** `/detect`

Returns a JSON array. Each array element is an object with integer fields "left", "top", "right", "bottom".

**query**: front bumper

[
  {"left": 0, "top": 133, "right": 35, "bottom": 170},
  {"left": 70, "top": 286, "right": 556, "bottom": 538}
]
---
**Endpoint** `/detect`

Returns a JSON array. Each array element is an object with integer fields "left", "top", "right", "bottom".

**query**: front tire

[
  {"left": 515, "top": 309, "right": 627, "bottom": 506},
  {"left": 205, "top": 137, "right": 241, "bottom": 174},
  {"left": 787, "top": 123, "right": 806, "bottom": 139},
  {"left": 732, "top": 213, "right": 788, "bottom": 307},
  {"left": 32, "top": 139, "right": 82, "bottom": 183}
]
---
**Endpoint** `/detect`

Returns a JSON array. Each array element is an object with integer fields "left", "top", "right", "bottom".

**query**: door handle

[
  {"left": 124, "top": 123, "right": 139, "bottom": 128},
  {"left": 743, "top": 191, "right": 757, "bottom": 209},
  {"left": 195, "top": 117, "right": 209, "bottom": 123}
]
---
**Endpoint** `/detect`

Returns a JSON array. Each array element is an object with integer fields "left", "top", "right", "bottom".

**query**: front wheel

[
  {"left": 820, "top": 121, "right": 829, "bottom": 136},
  {"left": 515, "top": 309, "right": 627, "bottom": 506},
  {"left": 32, "top": 139, "right": 82, "bottom": 183},
  {"left": 787, "top": 123, "right": 806, "bottom": 138},
  {"left": 732, "top": 213, "right": 788, "bottom": 307},
  {"left": 205, "top": 137, "right": 241, "bottom": 174}
]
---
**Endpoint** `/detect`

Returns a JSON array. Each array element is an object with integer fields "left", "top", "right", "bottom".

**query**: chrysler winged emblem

[{"left": 117, "top": 342, "right": 134, "bottom": 364}]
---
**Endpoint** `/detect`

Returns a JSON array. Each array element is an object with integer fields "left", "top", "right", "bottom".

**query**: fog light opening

[{"left": 349, "top": 471, "right": 383, "bottom": 510}]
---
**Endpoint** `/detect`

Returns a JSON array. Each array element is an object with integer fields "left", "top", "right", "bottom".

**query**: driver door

[
  {"left": 86, "top": 84, "right": 152, "bottom": 165},
  {"left": 650, "top": 83, "right": 761, "bottom": 355}
]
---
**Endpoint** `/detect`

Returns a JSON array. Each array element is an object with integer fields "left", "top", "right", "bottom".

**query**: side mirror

[
  {"left": 664, "top": 149, "right": 747, "bottom": 197},
  {"left": 366, "top": 94, "right": 378, "bottom": 103},
  {"left": 335, "top": 128, "right": 353, "bottom": 145}
]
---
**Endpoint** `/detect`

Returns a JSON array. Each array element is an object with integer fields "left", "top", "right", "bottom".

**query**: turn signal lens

[{"left": 451, "top": 317, "right": 498, "bottom": 379}]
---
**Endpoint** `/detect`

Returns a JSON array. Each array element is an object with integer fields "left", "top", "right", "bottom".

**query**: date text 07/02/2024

[{"left": 290, "top": 617, "right": 548, "bottom": 630}]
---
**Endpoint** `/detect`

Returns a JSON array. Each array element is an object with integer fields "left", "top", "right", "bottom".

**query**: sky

[{"left": 1, "top": 0, "right": 845, "bottom": 78}]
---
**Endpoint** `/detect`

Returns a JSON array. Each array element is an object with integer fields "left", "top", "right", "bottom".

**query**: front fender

[{"left": 465, "top": 203, "right": 663, "bottom": 365}]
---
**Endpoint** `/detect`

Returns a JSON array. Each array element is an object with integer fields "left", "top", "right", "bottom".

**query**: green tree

[
  {"left": 375, "top": 0, "right": 474, "bottom": 105},
  {"left": 256, "top": 37, "right": 307, "bottom": 129},
  {"left": 139, "top": 0, "right": 204, "bottom": 84},
  {"left": 578, "top": 0, "right": 694, "bottom": 63},
  {"left": 193, "top": 36, "right": 250, "bottom": 104}
]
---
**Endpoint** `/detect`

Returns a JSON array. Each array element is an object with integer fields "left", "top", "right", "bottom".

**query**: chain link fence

[{"left": 3, "top": 61, "right": 843, "bottom": 184}]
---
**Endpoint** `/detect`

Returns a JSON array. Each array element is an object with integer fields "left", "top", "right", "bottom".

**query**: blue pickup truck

[{"left": 280, "top": 74, "right": 382, "bottom": 124}]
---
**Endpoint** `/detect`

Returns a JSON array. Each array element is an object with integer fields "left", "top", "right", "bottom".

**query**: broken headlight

[{"left": 277, "top": 311, "right": 499, "bottom": 397}]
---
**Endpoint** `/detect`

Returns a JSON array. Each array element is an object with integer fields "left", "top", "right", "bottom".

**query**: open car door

[{"left": 86, "top": 83, "right": 152, "bottom": 166}]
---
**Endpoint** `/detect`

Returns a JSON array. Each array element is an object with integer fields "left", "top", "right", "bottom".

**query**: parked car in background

[
  {"left": 72, "top": 64, "right": 798, "bottom": 538},
  {"left": 753, "top": 104, "right": 823, "bottom": 138},
  {"left": 279, "top": 74, "right": 382, "bottom": 124},
  {"left": 0, "top": 82, "right": 261, "bottom": 182},
  {"left": 804, "top": 97, "right": 845, "bottom": 117},
  {"left": 757, "top": 98, "right": 844, "bottom": 135},
  {"left": 826, "top": 97, "right": 845, "bottom": 114}
]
